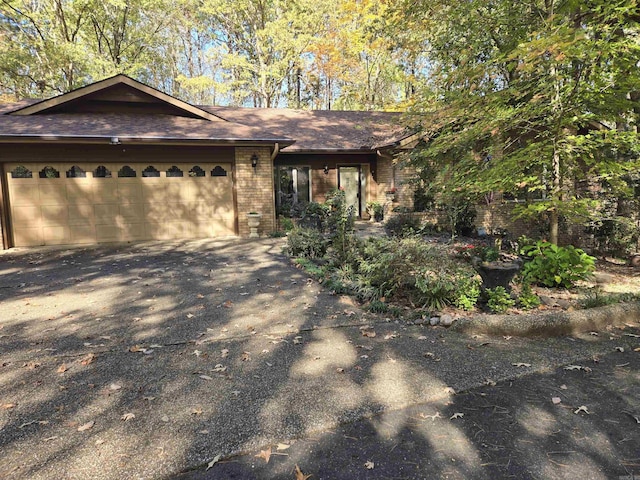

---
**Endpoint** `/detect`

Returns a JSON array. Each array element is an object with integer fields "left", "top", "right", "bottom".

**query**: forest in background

[
  {"left": 0, "top": 0, "right": 425, "bottom": 109},
  {"left": 1, "top": 0, "right": 639, "bottom": 243}
]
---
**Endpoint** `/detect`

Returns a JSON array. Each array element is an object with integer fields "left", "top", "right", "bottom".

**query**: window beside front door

[{"left": 274, "top": 166, "right": 310, "bottom": 216}]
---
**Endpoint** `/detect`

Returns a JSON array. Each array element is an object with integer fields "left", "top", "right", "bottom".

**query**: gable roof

[
  {"left": 0, "top": 76, "right": 294, "bottom": 146},
  {"left": 203, "top": 106, "right": 412, "bottom": 152},
  {"left": 0, "top": 75, "right": 414, "bottom": 150},
  {"left": 8, "top": 74, "right": 225, "bottom": 122}
]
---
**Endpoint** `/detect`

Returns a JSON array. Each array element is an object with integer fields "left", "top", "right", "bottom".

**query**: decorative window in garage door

[
  {"left": 166, "top": 166, "right": 183, "bottom": 177},
  {"left": 66, "top": 165, "right": 87, "bottom": 178},
  {"left": 142, "top": 166, "right": 160, "bottom": 177},
  {"left": 118, "top": 165, "right": 136, "bottom": 177},
  {"left": 211, "top": 165, "right": 227, "bottom": 177},
  {"left": 94, "top": 165, "right": 112, "bottom": 178},
  {"left": 11, "top": 166, "right": 32, "bottom": 178},
  {"left": 189, "top": 166, "right": 205, "bottom": 177},
  {"left": 39, "top": 166, "right": 60, "bottom": 178}
]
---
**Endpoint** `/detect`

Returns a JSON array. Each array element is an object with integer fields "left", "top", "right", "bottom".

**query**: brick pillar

[{"left": 235, "top": 146, "right": 276, "bottom": 237}]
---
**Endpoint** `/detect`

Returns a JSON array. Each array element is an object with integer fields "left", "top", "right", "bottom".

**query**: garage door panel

[
  {"left": 8, "top": 161, "right": 236, "bottom": 246},
  {"left": 119, "top": 203, "right": 144, "bottom": 222},
  {"left": 93, "top": 181, "right": 118, "bottom": 203},
  {"left": 94, "top": 204, "right": 118, "bottom": 224},
  {"left": 13, "top": 227, "right": 43, "bottom": 246},
  {"left": 41, "top": 204, "right": 68, "bottom": 226},
  {"left": 95, "top": 224, "right": 121, "bottom": 242},
  {"left": 43, "top": 226, "right": 68, "bottom": 244},
  {"left": 12, "top": 205, "right": 41, "bottom": 226},
  {"left": 117, "top": 182, "right": 142, "bottom": 202},
  {"left": 68, "top": 203, "right": 95, "bottom": 226},
  {"left": 119, "top": 223, "right": 146, "bottom": 241},
  {"left": 69, "top": 225, "right": 96, "bottom": 244},
  {"left": 38, "top": 184, "right": 67, "bottom": 205},
  {"left": 66, "top": 180, "right": 93, "bottom": 203},
  {"left": 10, "top": 184, "right": 39, "bottom": 206}
]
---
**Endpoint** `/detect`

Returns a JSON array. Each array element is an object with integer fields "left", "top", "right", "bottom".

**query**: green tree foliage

[{"left": 401, "top": 0, "right": 640, "bottom": 244}]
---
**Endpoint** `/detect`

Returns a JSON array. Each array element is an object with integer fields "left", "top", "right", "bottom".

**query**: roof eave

[{"left": 0, "top": 134, "right": 295, "bottom": 147}]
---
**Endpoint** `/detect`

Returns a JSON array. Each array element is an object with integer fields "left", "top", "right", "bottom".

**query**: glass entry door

[{"left": 338, "top": 166, "right": 360, "bottom": 216}]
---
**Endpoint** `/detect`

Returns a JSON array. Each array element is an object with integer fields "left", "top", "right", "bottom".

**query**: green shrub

[
  {"left": 520, "top": 241, "right": 596, "bottom": 288},
  {"left": 486, "top": 286, "right": 515, "bottom": 313},
  {"left": 518, "top": 283, "right": 541, "bottom": 310},
  {"left": 293, "top": 257, "right": 326, "bottom": 277},
  {"left": 357, "top": 237, "right": 481, "bottom": 310},
  {"left": 286, "top": 228, "right": 327, "bottom": 258},
  {"left": 454, "top": 279, "right": 481, "bottom": 311},
  {"left": 280, "top": 217, "right": 295, "bottom": 231},
  {"left": 366, "top": 299, "right": 389, "bottom": 313},
  {"left": 384, "top": 214, "right": 421, "bottom": 237},
  {"left": 325, "top": 189, "right": 356, "bottom": 263}
]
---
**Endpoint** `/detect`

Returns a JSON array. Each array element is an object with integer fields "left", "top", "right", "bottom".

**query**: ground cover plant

[{"left": 286, "top": 193, "right": 638, "bottom": 317}]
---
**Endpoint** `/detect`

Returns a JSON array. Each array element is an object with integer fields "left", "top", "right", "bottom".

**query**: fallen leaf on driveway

[
  {"left": 420, "top": 412, "right": 441, "bottom": 421},
  {"left": 241, "top": 352, "right": 251, "bottom": 361},
  {"left": 57, "top": 363, "right": 69, "bottom": 374},
  {"left": 295, "top": 465, "right": 312, "bottom": 480},
  {"left": 624, "top": 333, "right": 640, "bottom": 338},
  {"left": 361, "top": 330, "right": 376, "bottom": 338},
  {"left": 512, "top": 363, "right": 531, "bottom": 368},
  {"left": 277, "top": 443, "right": 290, "bottom": 451},
  {"left": 2, "top": 403, "right": 16, "bottom": 410},
  {"left": 615, "top": 347, "right": 624, "bottom": 352},
  {"left": 212, "top": 364, "right": 227, "bottom": 373},
  {"left": 364, "top": 461, "right": 375, "bottom": 469},
  {"left": 574, "top": 405, "right": 590, "bottom": 415},
  {"left": 109, "top": 383, "right": 122, "bottom": 391},
  {"left": 77, "top": 420, "right": 95, "bottom": 431},
  {"left": 255, "top": 448, "right": 271, "bottom": 463},
  {"left": 222, "top": 300, "right": 233, "bottom": 308},
  {"left": 221, "top": 349, "right": 229, "bottom": 358},
  {"left": 199, "top": 375, "right": 213, "bottom": 381},
  {"left": 79, "top": 353, "right": 95, "bottom": 365},
  {"left": 623, "top": 411, "right": 640, "bottom": 424},
  {"left": 564, "top": 365, "right": 592, "bottom": 372},
  {"left": 450, "top": 412, "right": 464, "bottom": 420},
  {"left": 206, "top": 454, "right": 221, "bottom": 470},
  {"left": 186, "top": 313, "right": 195, "bottom": 319},
  {"left": 121, "top": 413, "right": 135, "bottom": 422}
]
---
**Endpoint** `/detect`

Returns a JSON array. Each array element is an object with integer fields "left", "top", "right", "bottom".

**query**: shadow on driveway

[{"left": 0, "top": 238, "right": 638, "bottom": 479}]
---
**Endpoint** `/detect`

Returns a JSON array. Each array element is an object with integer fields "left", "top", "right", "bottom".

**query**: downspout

[
  {"left": 270, "top": 143, "right": 280, "bottom": 229},
  {"left": 270, "top": 142, "right": 280, "bottom": 162}
]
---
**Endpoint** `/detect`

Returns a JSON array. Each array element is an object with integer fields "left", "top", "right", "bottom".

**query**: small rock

[
  {"left": 440, "top": 314, "right": 454, "bottom": 327},
  {"left": 556, "top": 299, "right": 573, "bottom": 310},
  {"left": 539, "top": 295, "right": 558, "bottom": 307},
  {"left": 629, "top": 255, "right": 640, "bottom": 268},
  {"left": 414, "top": 318, "right": 425, "bottom": 325},
  {"left": 594, "top": 272, "right": 615, "bottom": 284},
  {"left": 430, "top": 317, "right": 440, "bottom": 326}
]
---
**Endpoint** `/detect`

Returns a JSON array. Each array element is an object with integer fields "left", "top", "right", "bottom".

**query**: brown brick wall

[{"left": 235, "top": 146, "right": 276, "bottom": 237}]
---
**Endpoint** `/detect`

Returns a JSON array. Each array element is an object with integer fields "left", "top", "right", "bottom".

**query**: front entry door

[{"left": 338, "top": 166, "right": 360, "bottom": 216}]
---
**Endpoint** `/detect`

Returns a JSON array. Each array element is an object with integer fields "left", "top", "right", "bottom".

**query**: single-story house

[{"left": 0, "top": 75, "right": 417, "bottom": 249}]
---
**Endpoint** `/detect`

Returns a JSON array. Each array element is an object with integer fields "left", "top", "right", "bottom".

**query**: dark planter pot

[{"left": 472, "top": 257, "right": 523, "bottom": 292}]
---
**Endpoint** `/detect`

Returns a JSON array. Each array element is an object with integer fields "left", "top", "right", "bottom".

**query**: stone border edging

[{"left": 449, "top": 301, "right": 640, "bottom": 337}]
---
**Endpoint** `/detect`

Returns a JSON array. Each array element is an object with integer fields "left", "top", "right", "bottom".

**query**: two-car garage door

[{"left": 6, "top": 162, "right": 235, "bottom": 247}]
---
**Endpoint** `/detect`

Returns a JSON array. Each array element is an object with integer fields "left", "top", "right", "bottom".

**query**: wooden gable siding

[{"left": 39, "top": 84, "right": 201, "bottom": 117}]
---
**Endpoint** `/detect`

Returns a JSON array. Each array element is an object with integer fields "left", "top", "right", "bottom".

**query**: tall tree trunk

[{"left": 550, "top": 143, "right": 561, "bottom": 245}]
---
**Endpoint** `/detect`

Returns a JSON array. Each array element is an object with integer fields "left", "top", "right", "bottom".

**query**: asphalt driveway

[{"left": 0, "top": 238, "right": 639, "bottom": 479}]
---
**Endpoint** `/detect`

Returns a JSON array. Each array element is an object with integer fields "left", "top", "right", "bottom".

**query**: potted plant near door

[
  {"left": 246, "top": 212, "right": 262, "bottom": 238},
  {"left": 385, "top": 187, "right": 397, "bottom": 203}
]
